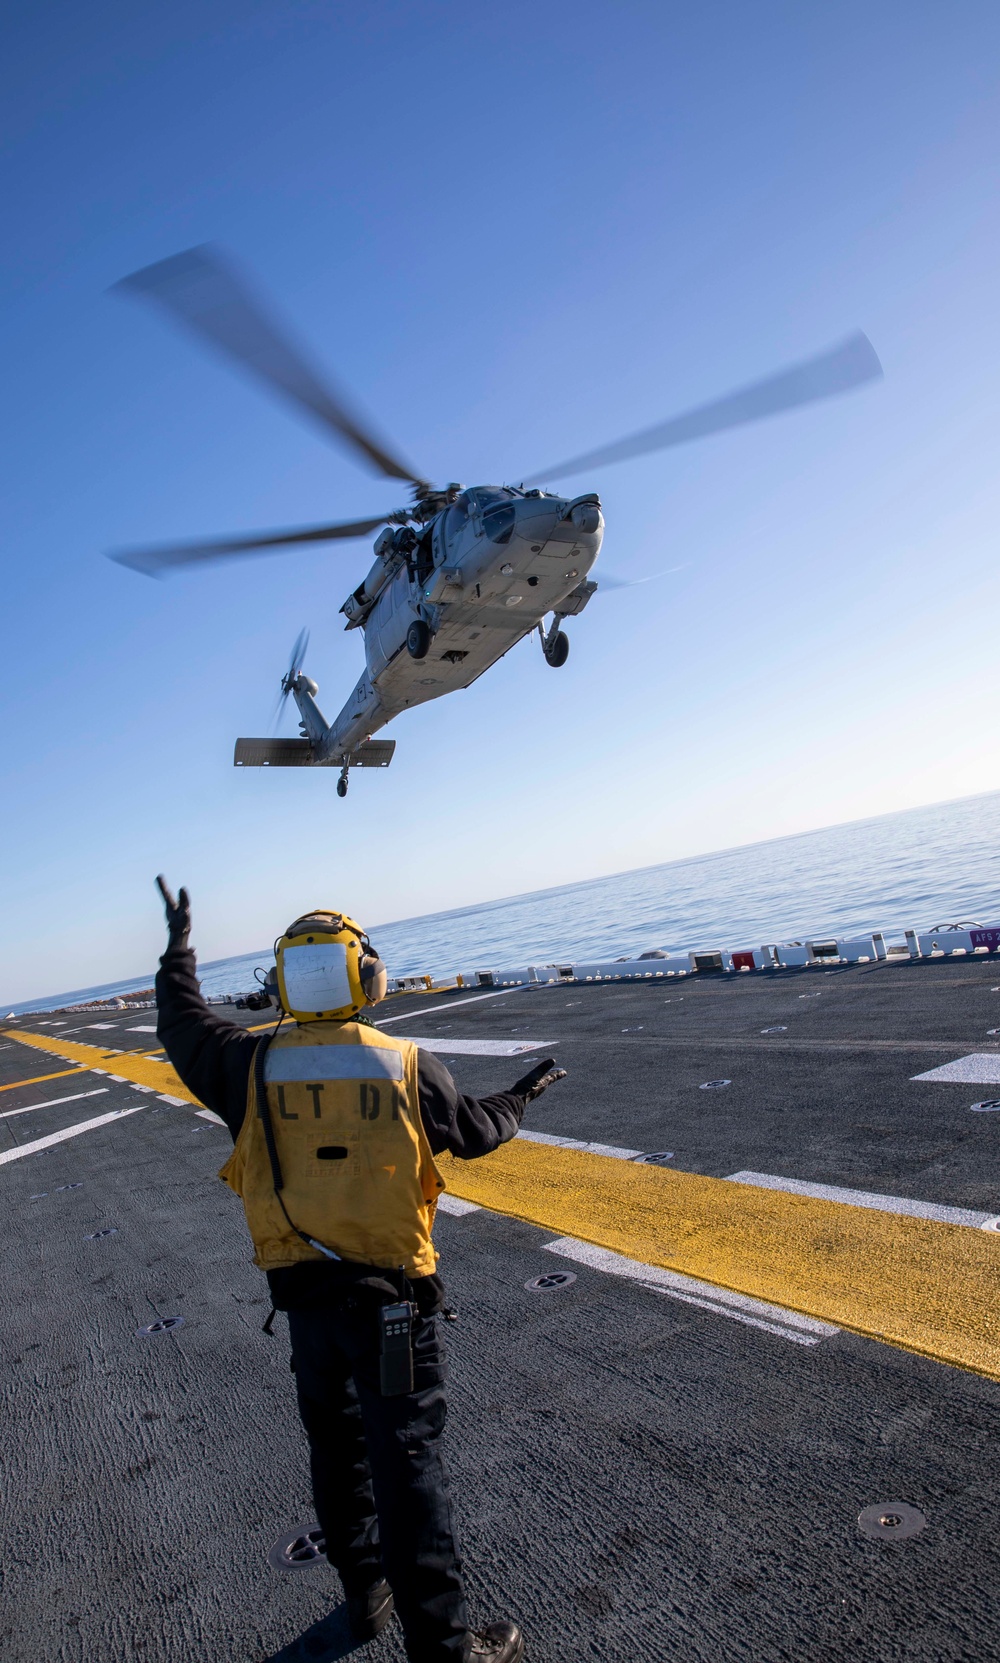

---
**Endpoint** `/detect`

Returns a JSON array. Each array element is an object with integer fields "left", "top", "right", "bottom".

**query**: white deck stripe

[
  {"left": 196, "top": 1109, "right": 227, "bottom": 1126},
  {"left": 374, "top": 987, "right": 527, "bottom": 1025},
  {"left": 0, "top": 1089, "right": 107, "bottom": 1121},
  {"left": 544, "top": 1237, "right": 838, "bottom": 1344},
  {"left": 402, "top": 1037, "right": 554, "bottom": 1057},
  {"left": 0, "top": 1107, "right": 144, "bottom": 1165},
  {"left": 436, "top": 1194, "right": 482, "bottom": 1216},
  {"left": 912, "top": 1053, "right": 1000, "bottom": 1083},
  {"left": 59, "top": 1024, "right": 123, "bottom": 1035},
  {"left": 635, "top": 1286, "right": 828, "bottom": 1342},
  {"left": 726, "top": 1170, "right": 1000, "bottom": 1231},
  {"left": 516, "top": 1129, "right": 644, "bottom": 1160}
]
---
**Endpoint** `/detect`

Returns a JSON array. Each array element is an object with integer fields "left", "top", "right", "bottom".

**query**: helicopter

[{"left": 110, "top": 247, "right": 882, "bottom": 797}]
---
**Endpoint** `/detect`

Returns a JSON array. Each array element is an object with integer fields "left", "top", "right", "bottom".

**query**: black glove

[
  {"left": 156, "top": 874, "right": 191, "bottom": 949},
  {"left": 510, "top": 1056, "right": 567, "bottom": 1103}
]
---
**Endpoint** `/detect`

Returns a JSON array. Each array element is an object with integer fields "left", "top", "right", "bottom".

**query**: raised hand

[{"left": 156, "top": 874, "right": 192, "bottom": 948}]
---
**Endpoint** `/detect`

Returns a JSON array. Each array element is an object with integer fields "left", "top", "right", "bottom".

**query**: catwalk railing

[{"left": 390, "top": 923, "right": 1000, "bottom": 994}]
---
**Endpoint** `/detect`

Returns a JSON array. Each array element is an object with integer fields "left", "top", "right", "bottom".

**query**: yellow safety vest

[{"left": 219, "top": 1019, "right": 444, "bottom": 1277}]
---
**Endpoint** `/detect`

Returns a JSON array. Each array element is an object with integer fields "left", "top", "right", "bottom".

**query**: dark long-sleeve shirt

[{"left": 155, "top": 945, "right": 527, "bottom": 1311}]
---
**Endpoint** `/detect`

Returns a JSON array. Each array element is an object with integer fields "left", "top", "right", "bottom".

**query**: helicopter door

[
  {"left": 414, "top": 528, "right": 434, "bottom": 586},
  {"left": 367, "top": 565, "right": 411, "bottom": 677}
]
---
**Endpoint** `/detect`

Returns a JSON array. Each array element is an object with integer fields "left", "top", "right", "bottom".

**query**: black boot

[
  {"left": 345, "top": 1578, "right": 394, "bottom": 1643},
  {"left": 468, "top": 1621, "right": 525, "bottom": 1662}
]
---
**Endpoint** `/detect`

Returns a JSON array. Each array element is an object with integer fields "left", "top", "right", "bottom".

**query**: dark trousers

[{"left": 287, "top": 1303, "right": 471, "bottom": 1663}]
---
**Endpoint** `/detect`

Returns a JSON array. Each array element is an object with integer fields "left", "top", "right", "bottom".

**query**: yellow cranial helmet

[{"left": 274, "top": 910, "right": 388, "bottom": 1022}]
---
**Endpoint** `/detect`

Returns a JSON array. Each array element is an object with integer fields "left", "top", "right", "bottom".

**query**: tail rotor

[{"left": 272, "top": 628, "right": 310, "bottom": 728}]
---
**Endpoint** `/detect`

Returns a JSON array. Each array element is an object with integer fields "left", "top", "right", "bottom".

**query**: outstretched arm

[
  {"left": 154, "top": 875, "right": 260, "bottom": 1136},
  {"left": 416, "top": 1051, "right": 567, "bottom": 1159}
]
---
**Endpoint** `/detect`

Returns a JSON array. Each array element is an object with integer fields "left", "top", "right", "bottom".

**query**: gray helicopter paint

[
  {"left": 107, "top": 247, "right": 882, "bottom": 787},
  {"left": 288, "top": 488, "right": 603, "bottom": 767}
]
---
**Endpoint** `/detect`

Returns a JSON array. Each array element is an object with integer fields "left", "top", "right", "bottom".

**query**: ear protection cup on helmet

[{"left": 358, "top": 949, "right": 387, "bottom": 1005}]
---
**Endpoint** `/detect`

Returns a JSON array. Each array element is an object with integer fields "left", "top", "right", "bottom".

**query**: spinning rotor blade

[
  {"left": 272, "top": 628, "right": 310, "bottom": 728},
  {"left": 524, "top": 331, "right": 882, "bottom": 484},
  {"left": 114, "top": 246, "right": 427, "bottom": 488},
  {"left": 109, "top": 513, "right": 393, "bottom": 578},
  {"left": 286, "top": 627, "right": 310, "bottom": 680},
  {"left": 597, "top": 565, "right": 686, "bottom": 591}
]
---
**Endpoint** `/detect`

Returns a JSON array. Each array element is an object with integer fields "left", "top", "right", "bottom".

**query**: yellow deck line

[
  {"left": 438, "top": 1143, "right": 1000, "bottom": 1380},
  {"left": 3, "top": 1029, "right": 200, "bottom": 1103},
  {"left": 0, "top": 1067, "right": 87, "bottom": 1093},
  {"left": 8, "top": 1026, "right": 1000, "bottom": 1379}
]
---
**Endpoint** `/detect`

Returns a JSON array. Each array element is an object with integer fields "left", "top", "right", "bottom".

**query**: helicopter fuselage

[
  {"left": 293, "top": 485, "right": 604, "bottom": 764},
  {"left": 113, "top": 246, "right": 882, "bottom": 792}
]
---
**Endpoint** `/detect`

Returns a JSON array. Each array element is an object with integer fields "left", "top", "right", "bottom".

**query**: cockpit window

[
  {"left": 471, "top": 488, "right": 509, "bottom": 509},
  {"left": 483, "top": 503, "right": 516, "bottom": 544}
]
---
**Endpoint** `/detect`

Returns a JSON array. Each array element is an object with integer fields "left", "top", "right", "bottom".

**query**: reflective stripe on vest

[{"left": 219, "top": 1020, "right": 444, "bottom": 1276}]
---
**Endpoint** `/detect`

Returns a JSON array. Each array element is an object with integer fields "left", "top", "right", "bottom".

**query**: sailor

[{"left": 153, "top": 877, "right": 566, "bottom": 1663}]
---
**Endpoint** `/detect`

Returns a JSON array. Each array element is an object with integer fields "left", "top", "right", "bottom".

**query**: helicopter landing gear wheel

[
  {"left": 407, "top": 620, "right": 431, "bottom": 660},
  {"left": 544, "top": 629, "right": 569, "bottom": 668},
  {"left": 336, "top": 773, "right": 348, "bottom": 799}
]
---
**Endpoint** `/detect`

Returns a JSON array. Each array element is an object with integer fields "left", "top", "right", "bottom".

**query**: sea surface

[{"left": 10, "top": 790, "right": 1000, "bottom": 1014}]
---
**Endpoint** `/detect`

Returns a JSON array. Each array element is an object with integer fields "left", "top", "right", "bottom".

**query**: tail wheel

[
  {"left": 407, "top": 620, "right": 432, "bottom": 659},
  {"left": 544, "top": 629, "right": 569, "bottom": 668},
  {"left": 336, "top": 776, "right": 348, "bottom": 798}
]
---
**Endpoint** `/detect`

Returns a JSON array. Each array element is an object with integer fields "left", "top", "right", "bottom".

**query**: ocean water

[{"left": 11, "top": 790, "right": 1000, "bottom": 1014}]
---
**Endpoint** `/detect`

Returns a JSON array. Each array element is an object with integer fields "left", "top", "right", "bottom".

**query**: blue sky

[{"left": 3, "top": 1, "right": 1000, "bottom": 1002}]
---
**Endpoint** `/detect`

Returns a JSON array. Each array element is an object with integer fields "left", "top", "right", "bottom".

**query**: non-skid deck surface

[{"left": 3, "top": 955, "right": 1000, "bottom": 1660}]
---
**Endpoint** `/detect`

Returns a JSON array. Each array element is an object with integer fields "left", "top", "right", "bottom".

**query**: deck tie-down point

[
  {"left": 525, "top": 1271, "right": 577, "bottom": 1293},
  {"left": 136, "top": 1315, "right": 184, "bottom": 1336},
  {"left": 857, "top": 1502, "right": 926, "bottom": 1541},
  {"left": 268, "top": 1522, "right": 327, "bottom": 1571}
]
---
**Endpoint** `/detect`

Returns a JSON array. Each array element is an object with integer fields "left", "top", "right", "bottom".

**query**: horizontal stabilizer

[
  {"left": 347, "top": 740, "right": 396, "bottom": 768},
  {"left": 234, "top": 737, "right": 396, "bottom": 769},
  {"left": 235, "top": 738, "right": 314, "bottom": 767}
]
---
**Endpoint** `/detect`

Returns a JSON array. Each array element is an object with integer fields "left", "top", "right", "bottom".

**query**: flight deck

[{"left": 3, "top": 955, "right": 1000, "bottom": 1661}]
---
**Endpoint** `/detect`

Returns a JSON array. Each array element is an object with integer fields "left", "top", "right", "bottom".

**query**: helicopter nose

[
  {"left": 513, "top": 495, "right": 561, "bottom": 544},
  {"left": 562, "top": 492, "right": 599, "bottom": 532},
  {"left": 544, "top": 492, "right": 603, "bottom": 545},
  {"left": 567, "top": 495, "right": 602, "bottom": 535}
]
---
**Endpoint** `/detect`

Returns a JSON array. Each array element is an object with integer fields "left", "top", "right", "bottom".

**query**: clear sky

[{"left": 3, "top": 1, "right": 1000, "bottom": 1004}]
